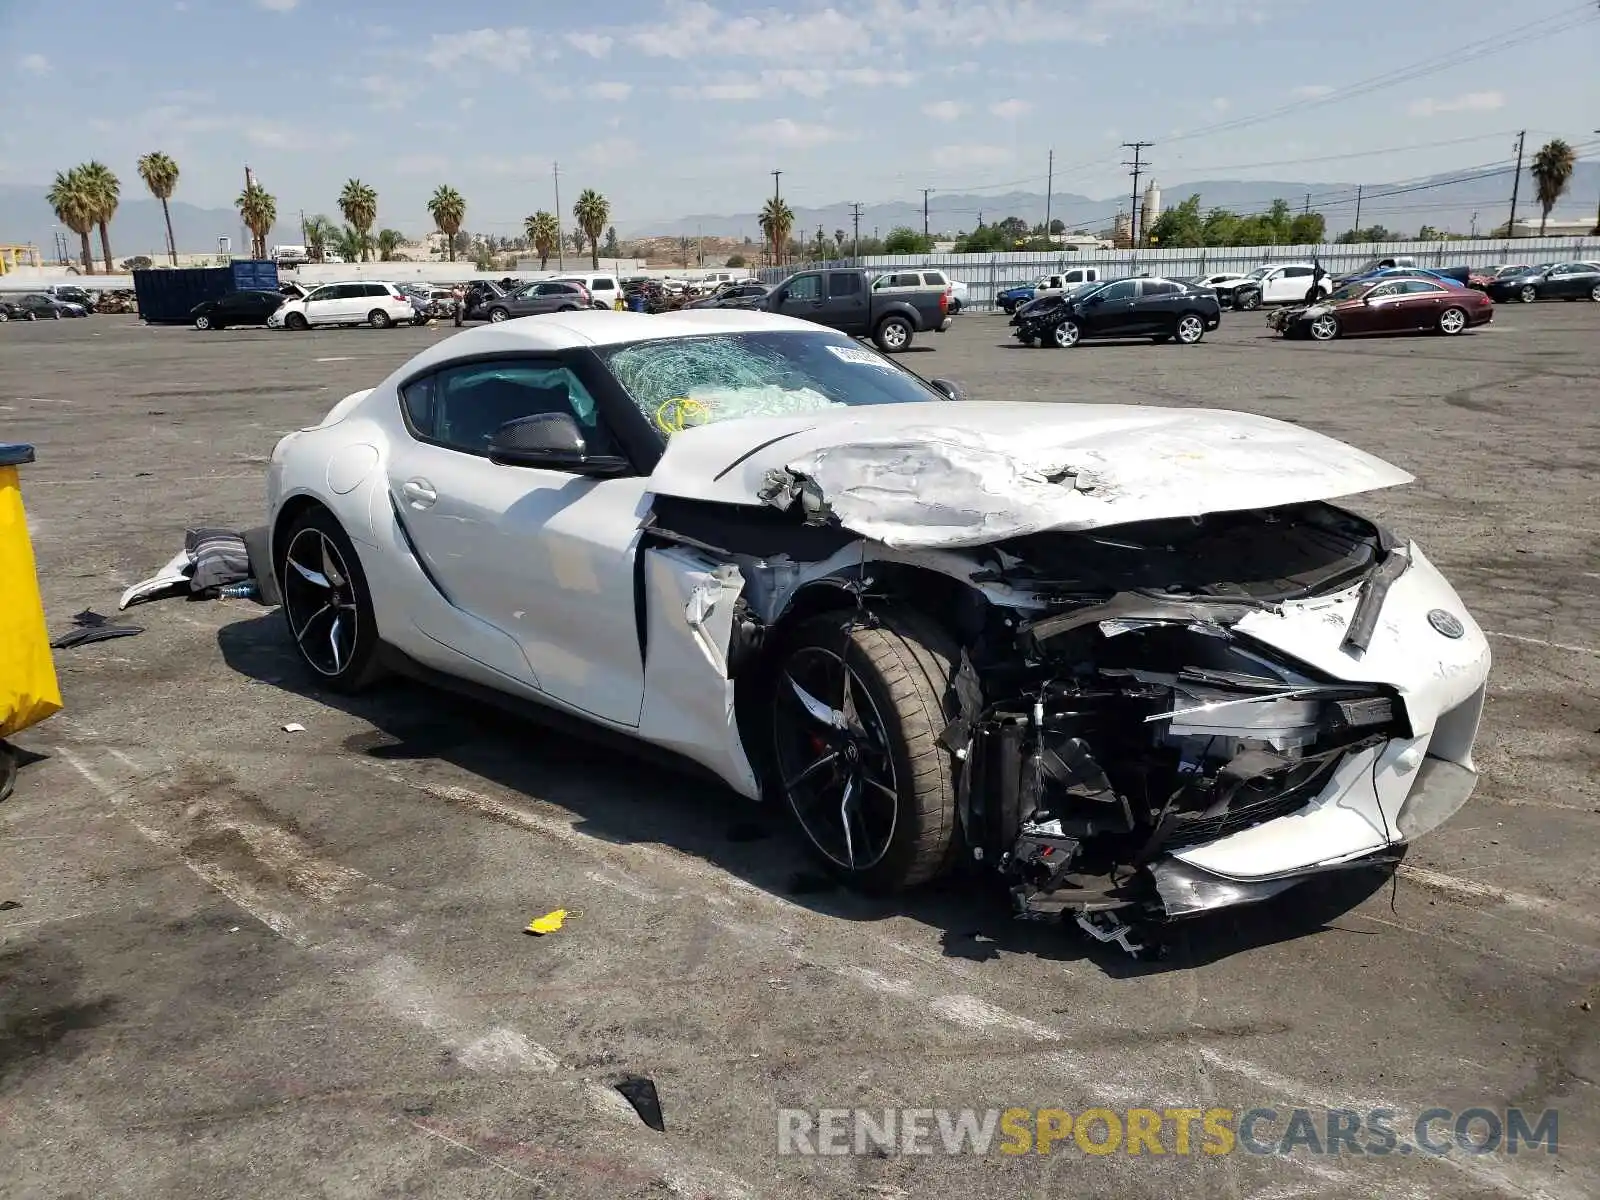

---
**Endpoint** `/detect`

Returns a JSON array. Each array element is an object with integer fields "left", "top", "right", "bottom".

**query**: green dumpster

[{"left": 1, "top": 443, "right": 61, "bottom": 800}]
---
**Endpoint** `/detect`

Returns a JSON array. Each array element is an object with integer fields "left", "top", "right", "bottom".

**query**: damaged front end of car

[{"left": 638, "top": 408, "right": 1490, "bottom": 950}]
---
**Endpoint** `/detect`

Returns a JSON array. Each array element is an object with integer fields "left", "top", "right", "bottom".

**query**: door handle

[{"left": 402, "top": 478, "right": 438, "bottom": 508}]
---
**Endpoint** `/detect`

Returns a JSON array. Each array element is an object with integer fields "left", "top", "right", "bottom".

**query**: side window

[
  {"left": 1097, "top": 280, "right": 1138, "bottom": 301},
  {"left": 420, "top": 361, "right": 614, "bottom": 456},
  {"left": 306, "top": 286, "right": 334, "bottom": 303},
  {"left": 400, "top": 375, "right": 435, "bottom": 438},
  {"left": 1064, "top": 271, "right": 1083, "bottom": 283},
  {"left": 366, "top": 283, "right": 390, "bottom": 297},
  {"left": 923, "top": 272, "right": 946, "bottom": 285},
  {"left": 786, "top": 274, "right": 821, "bottom": 301},
  {"left": 1369, "top": 283, "right": 1398, "bottom": 298},
  {"left": 1140, "top": 280, "right": 1178, "bottom": 296},
  {"left": 1282, "top": 266, "right": 1312, "bottom": 279},
  {"left": 829, "top": 272, "right": 861, "bottom": 297}
]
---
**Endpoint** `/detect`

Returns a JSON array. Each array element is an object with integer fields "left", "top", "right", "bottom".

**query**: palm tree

[
  {"left": 236, "top": 182, "right": 277, "bottom": 259},
  {"left": 337, "top": 178, "right": 378, "bottom": 261},
  {"left": 525, "top": 211, "right": 560, "bottom": 268},
  {"left": 572, "top": 188, "right": 611, "bottom": 269},
  {"left": 80, "top": 160, "right": 120, "bottom": 274},
  {"left": 303, "top": 214, "right": 335, "bottom": 262},
  {"left": 427, "top": 185, "right": 466, "bottom": 262},
  {"left": 376, "top": 229, "right": 405, "bottom": 261},
  {"left": 136, "top": 152, "right": 180, "bottom": 266},
  {"left": 331, "top": 223, "right": 368, "bottom": 263},
  {"left": 47, "top": 167, "right": 96, "bottom": 274},
  {"left": 760, "top": 197, "right": 795, "bottom": 268},
  {"left": 1530, "top": 139, "right": 1577, "bottom": 236}
]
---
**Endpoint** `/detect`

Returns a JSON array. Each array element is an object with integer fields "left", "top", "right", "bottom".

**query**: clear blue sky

[{"left": 2, "top": 0, "right": 1595, "bottom": 234}]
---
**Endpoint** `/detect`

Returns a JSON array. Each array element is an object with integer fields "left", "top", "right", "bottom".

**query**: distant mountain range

[
  {"left": 623, "top": 162, "right": 1600, "bottom": 242},
  {"left": 4, "top": 162, "right": 1595, "bottom": 258}
]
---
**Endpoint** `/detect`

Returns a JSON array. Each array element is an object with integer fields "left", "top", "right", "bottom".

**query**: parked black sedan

[
  {"left": 685, "top": 283, "right": 770, "bottom": 310},
  {"left": 0, "top": 293, "right": 88, "bottom": 320},
  {"left": 190, "top": 289, "right": 285, "bottom": 329},
  {"left": 1013, "top": 277, "right": 1222, "bottom": 347},
  {"left": 1484, "top": 262, "right": 1600, "bottom": 304}
]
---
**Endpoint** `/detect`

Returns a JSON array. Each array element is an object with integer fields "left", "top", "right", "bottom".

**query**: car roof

[{"left": 389, "top": 310, "right": 826, "bottom": 375}]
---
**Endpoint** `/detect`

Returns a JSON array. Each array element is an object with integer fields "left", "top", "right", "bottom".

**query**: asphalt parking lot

[{"left": 2, "top": 307, "right": 1597, "bottom": 1199}]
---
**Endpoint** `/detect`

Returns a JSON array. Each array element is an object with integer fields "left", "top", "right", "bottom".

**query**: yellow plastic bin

[{"left": 1, "top": 443, "right": 61, "bottom": 799}]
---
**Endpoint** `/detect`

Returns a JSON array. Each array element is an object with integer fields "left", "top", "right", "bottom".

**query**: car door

[
  {"left": 1546, "top": 263, "right": 1592, "bottom": 298},
  {"left": 302, "top": 284, "right": 344, "bottom": 326},
  {"left": 1392, "top": 279, "right": 1450, "bottom": 329},
  {"left": 1346, "top": 281, "right": 1404, "bottom": 333},
  {"left": 1129, "top": 280, "right": 1179, "bottom": 333},
  {"left": 1077, "top": 279, "right": 1139, "bottom": 335},
  {"left": 772, "top": 272, "right": 825, "bottom": 322},
  {"left": 385, "top": 356, "right": 648, "bottom": 726}
]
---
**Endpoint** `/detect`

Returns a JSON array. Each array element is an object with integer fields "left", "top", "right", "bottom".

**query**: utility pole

[
  {"left": 1507, "top": 130, "right": 1525, "bottom": 239},
  {"left": 1470, "top": 211, "right": 1479, "bottom": 238},
  {"left": 1121, "top": 141, "right": 1153, "bottom": 247},
  {"left": 553, "top": 162, "right": 565, "bottom": 270},
  {"left": 1044, "top": 149, "right": 1054, "bottom": 240},
  {"left": 771, "top": 169, "right": 783, "bottom": 267},
  {"left": 1303, "top": 193, "right": 1311, "bottom": 214},
  {"left": 1352, "top": 184, "right": 1363, "bottom": 236},
  {"left": 921, "top": 188, "right": 932, "bottom": 239},
  {"left": 849, "top": 202, "right": 863, "bottom": 259},
  {"left": 1593, "top": 129, "right": 1600, "bottom": 235}
]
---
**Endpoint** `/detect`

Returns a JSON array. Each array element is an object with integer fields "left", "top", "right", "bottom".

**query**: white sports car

[{"left": 265, "top": 310, "right": 1490, "bottom": 947}]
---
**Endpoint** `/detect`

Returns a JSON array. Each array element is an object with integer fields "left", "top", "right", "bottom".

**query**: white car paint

[
  {"left": 646, "top": 402, "right": 1412, "bottom": 548},
  {"left": 266, "top": 310, "right": 1488, "bottom": 908},
  {"left": 1035, "top": 267, "right": 1102, "bottom": 298},
  {"left": 268, "top": 280, "right": 418, "bottom": 328},
  {"left": 1238, "top": 263, "right": 1331, "bottom": 305}
]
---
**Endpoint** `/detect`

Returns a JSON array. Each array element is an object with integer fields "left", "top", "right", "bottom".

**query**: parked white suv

[
  {"left": 268, "top": 281, "right": 419, "bottom": 329},
  {"left": 1231, "top": 264, "right": 1331, "bottom": 310},
  {"left": 872, "top": 268, "right": 968, "bottom": 312},
  {"left": 554, "top": 274, "right": 622, "bottom": 310}
]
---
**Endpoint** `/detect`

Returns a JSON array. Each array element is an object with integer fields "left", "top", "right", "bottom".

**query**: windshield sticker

[{"left": 826, "top": 344, "right": 898, "bottom": 370}]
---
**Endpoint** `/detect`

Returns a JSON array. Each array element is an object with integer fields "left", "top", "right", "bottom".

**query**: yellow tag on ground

[{"left": 525, "top": 909, "right": 572, "bottom": 935}]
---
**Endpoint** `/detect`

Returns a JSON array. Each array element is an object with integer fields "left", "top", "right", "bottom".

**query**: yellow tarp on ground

[{"left": 0, "top": 463, "right": 62, "bottom": 738}]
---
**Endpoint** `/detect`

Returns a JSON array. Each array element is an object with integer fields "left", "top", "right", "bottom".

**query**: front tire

[
  {"left": 194, "top": 314, "right": 211, "bottom": 330},
  {"left": 768, "top": 608, "right": 959, "bottom": 893},
  {"left": 1590, "top": 283, "right": 1600, "bottom": 302},
  {"left": 1438, "top": 306, "right": 1467, "bottom": 336},
  {"left": 488, "top": 306, "right": 510, "bottom": 323},
  {"left": 1309, "top": 313, "right": 1339, "bottom": 341},
  {"left": 873, "top": 315, "right": 913, "bottom": 353},
  {"left": 1237, "top": 289, "right": 1262, "bottom": 311},
  {"left": 1050, "top": 317, "right": 1080, "bottom": 348},
  {"left": 285, "top": 311, "right": 309, "bottom": 331},
  {"left": 276, "top": 507, "right": 383, "bottom": 693},
  {"left": 1519, "top": 285, "right": 1537, "bottom": 304}
]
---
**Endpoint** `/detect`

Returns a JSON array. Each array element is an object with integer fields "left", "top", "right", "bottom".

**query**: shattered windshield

[
  {"left": 1244, "top": 266, "right": 1271, "bottom": 281},
  {"left": 597, "top": 331, "right": 941, "bottom": 437}
]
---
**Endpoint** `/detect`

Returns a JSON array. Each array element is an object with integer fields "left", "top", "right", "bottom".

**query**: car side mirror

[
  {"left": 929, "top": 378, "right": 967, "bottom": 402},
  {"left": 487, "top": 413, "right": 630, "bottom": 476}
]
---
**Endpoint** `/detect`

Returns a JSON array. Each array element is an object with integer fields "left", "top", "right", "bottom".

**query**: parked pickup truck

[{"left": 763, "top": 267, "right": 952, "bottom": 352}]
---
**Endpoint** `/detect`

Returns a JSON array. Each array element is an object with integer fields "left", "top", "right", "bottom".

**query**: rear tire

[
  {"left": 1437, "top": 306, "right": 1467, "bottom": 336},
  {"left": 1590, "top": 283, "right": 1600, "bottom": 302},
  {"left": 873, "top": 315, "right": 913, "bottom": 353},
  {"left": 194, "top": 314, "right": 211, "bottom": 330},
  {"left": 1174, "top": 313, "right": 1206, "bottom": 344},
  {"left": 369, "top": 309, "right": 392, "bottom": 329},
  {"left": 767, "top": 607, "right": 959, "bottom": 893}
]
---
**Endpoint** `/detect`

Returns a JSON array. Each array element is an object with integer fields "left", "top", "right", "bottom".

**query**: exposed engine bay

[{"left": 645, "top": 491, "right": 1486, "bottom": 952}]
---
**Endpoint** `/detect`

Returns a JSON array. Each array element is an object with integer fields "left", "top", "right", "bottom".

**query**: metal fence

[{"left": 757, "top": 236, "right": 1600, "bottom": 311}]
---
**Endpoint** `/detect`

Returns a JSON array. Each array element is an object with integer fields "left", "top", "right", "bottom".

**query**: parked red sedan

[{"left": 1270, "top": 277, "right": 1494, "bottom": 340}]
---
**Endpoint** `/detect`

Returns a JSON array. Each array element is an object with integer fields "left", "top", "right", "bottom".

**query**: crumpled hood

[{"left": 647, "top": 401, "right": 1414, "bottom": 549}]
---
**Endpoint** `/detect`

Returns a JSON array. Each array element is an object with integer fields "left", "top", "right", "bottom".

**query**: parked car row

[
  {"left": 1012, "top": 276, "right": 1223, "bottom": 347},
  {"left": 0, "top": 292, "right": 90, "bottom": 321}
]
